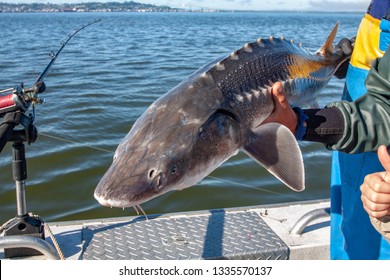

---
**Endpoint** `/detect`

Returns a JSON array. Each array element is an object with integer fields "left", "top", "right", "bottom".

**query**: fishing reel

[
  {"left": 0, "top": 82, "right": 45, "bottom": 148},
  {"left": 0, "top": 81, "right": 45, "bottom": 117}
]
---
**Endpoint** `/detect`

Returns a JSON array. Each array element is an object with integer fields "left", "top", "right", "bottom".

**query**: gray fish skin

[{"left": 95, "top": 23, "right": 350, "bottom": 208}]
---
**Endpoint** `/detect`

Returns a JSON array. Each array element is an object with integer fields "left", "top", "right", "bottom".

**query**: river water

[{"left": 0, "top": 11, "right": 362, "bottom": 222}]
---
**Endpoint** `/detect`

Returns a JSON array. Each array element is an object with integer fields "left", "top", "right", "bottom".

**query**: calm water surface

[{"left": 0, "top": 12, "right": 362, "bottom": 222}]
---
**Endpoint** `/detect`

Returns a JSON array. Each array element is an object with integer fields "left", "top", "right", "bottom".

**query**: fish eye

[{"left": 170, "top": 165, "right": 177, "bottom": 174}]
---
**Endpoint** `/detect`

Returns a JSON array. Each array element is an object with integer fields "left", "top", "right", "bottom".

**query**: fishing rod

[
  {"left": 0, "top": 19, "right": 100, "bottom": 259},
  {"left": 0, "top": 19, "right": 100, "bottom": 150},
  {"left": 0, "top": 19, "right": 101, "bottom": 121}
]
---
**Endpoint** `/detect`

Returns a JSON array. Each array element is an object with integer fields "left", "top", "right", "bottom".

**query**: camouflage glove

[{"left": 333, "top": 37, "right": 355, "bottom": 79}]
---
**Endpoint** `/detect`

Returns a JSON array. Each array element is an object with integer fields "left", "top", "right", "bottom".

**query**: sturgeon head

[{"left": 95, "top": 23, "right": 350, "bottom": 208}]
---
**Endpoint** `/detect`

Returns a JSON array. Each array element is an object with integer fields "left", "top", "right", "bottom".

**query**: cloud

[{"left": 307, "top": 0, "right": 369, "bottom": 11}]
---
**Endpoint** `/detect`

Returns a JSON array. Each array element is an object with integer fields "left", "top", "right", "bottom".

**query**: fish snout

[
  {"left": 94, "top": 191, "right": 112, "bottom": 207},
  {"left": 94, "top": 165, "right": 167, "bottom": 208}
]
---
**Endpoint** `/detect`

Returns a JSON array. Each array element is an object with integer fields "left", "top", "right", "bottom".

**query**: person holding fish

[
  {"left": 266, "top": 0, "right": 390, "bottom": 258},
  {"left": 93, "top": 0, "right": 389, "bottom": 260}
]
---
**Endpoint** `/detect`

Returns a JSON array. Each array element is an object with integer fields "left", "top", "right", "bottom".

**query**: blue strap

[
  {"left": 292, "top": 107, "right": 308, "bottom": 140},
  {"left": 380, "top": 19, "right": 390, "bottom": 51}
]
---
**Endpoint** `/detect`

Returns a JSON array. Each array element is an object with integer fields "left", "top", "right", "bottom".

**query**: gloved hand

[{"left": 333, "top": 37, "right": 355, "bottom": 79}]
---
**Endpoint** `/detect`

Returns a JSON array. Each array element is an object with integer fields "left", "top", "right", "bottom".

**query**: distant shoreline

[
  {"left": 0, "top": 1, "right": 366, "bottom": 14},
  {"left": 0, "top": 1, "right": 181, "bottom": 13}
]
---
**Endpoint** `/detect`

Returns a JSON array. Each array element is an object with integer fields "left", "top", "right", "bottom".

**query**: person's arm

[
  {"left": 266, "top": 83, "right": 345, "bottom": 145},
  {"left": 326, "top": 49, "right": 390, "bottom": 153}
]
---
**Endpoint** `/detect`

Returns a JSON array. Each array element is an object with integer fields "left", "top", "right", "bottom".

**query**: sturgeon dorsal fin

[{"left": 316, "top": 22, "right": 339, "bottom": 56}]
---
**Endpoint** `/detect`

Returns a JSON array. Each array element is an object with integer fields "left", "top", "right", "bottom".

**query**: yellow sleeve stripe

[{"left": 350, "top": 13, "right": 385, "bottom": 70}]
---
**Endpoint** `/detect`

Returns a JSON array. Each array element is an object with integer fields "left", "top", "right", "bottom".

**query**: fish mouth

[
  {"left": 94, "top": 191, "right": 134, "bottom": 208},
  {"left": 94, "top": 190, "right": 149, "bottom": 218}
]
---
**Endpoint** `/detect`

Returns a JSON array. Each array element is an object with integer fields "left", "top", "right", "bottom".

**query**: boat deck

[{"left": 0, "top": 199, "right": 330, "bottom": 260}]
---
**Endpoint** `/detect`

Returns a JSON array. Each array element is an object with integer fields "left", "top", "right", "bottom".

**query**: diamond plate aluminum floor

[{"left": 81, "top": 210, "right": 289, "bottom": 260}]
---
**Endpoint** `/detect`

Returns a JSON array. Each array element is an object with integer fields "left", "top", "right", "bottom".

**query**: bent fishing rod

[{"left": 0, "top": 19, "right": 100, "bottom": 152}]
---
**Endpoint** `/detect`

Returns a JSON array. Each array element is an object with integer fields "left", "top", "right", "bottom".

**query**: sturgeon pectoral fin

[{"left": 243, "top": 123, "right": 305, "bottom": 192}]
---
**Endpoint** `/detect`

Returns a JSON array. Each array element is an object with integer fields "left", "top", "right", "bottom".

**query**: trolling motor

[{"left": 0, "top": 19, "right": 100, "bottom": 259}]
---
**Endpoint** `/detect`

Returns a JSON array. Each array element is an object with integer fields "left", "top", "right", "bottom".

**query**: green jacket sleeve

[{"left": 326, "top": 48, "right": 390, "bottom": 154}]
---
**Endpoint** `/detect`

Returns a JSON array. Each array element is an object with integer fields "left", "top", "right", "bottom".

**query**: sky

[{"left": 0, "top": 0, "right": 371, "bottom": 12}]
